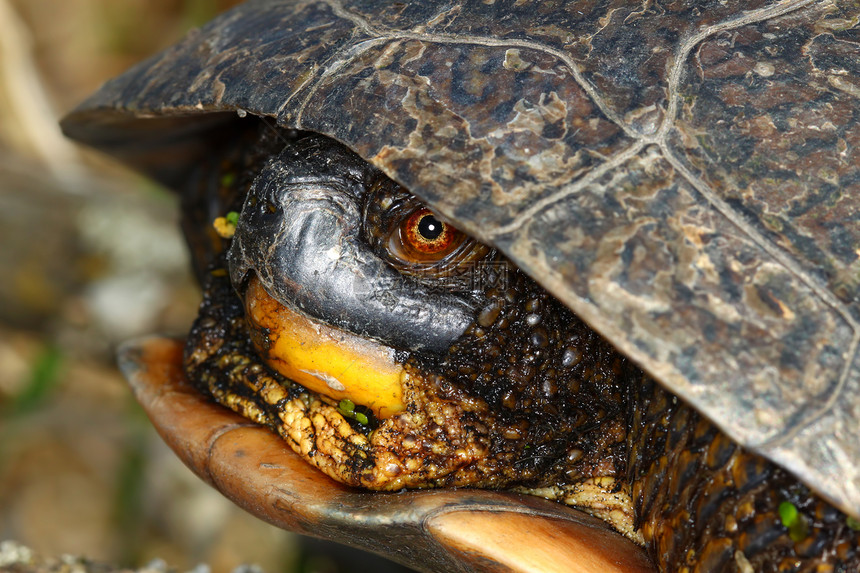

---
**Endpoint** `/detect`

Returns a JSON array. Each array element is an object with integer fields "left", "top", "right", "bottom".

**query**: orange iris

[{"left": 395, "top": 208, "right": 464, "bottom": 262}]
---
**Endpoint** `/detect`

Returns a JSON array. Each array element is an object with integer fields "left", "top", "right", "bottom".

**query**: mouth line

[{"left": 241, "top": 275, "right": 409, "bottom": 420}]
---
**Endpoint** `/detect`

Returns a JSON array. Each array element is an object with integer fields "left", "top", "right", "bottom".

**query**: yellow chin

[{"left": 243, "top": 276, "right": 407, "bottom": 419}]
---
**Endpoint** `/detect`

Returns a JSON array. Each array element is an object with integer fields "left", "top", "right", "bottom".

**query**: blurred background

[{"left": 0, "top": 1, "right": 410, "bottom": 571}]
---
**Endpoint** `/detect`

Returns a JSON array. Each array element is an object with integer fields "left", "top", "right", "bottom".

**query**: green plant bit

[
  {"left": 778, "top": 501, "right": 798, "bottom": 527},
  {"left": 847, "top": 516, "right": 860, "bottom": 531},
  {"left": 778, "top": 501, "right": 809, "bottom": 542},
  {"left": 336, "top": 399, "right": 371, "bottom": 426}
]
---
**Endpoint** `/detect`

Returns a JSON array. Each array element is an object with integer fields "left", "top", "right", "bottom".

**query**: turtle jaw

[{"left": 242, "top": 274, "right": 407, "bottom": 420}]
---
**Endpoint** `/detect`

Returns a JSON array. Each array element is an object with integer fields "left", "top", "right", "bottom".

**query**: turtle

[{"left": 60, "top": 0, "right": 860, "bottom": 571}]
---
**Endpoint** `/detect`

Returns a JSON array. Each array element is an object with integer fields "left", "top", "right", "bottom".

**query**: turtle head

[{"left": 185, "top": 132, "right": 637, "bottom": 534}]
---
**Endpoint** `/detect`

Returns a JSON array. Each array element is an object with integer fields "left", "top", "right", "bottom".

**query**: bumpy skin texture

[
  {"left": 181, "top": 132, "right": 860, "bottom": 572},
  {"left": 186, "top": 267, "right": 632, "bottom": 493},
  {"left": 629, "top": 377, "right": 860, "bottom": 572}
]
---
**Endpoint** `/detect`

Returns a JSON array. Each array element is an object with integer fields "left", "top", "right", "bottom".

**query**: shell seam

[
  {"left": 290, "top": 1, "right": 387, "bottom": 125},
  {"left": 657, "top": 0, "right": 821, "bottom": 140},
  {"left": 655, "top": 0, "right": 859, "bottom": 445},
  {"left": 661, "top": 145, "right": 860, "bottom": 447},
  {"left": 290, "top": 36, "right": 389, "bottom": 126},
  {"left": 488, "top": 141, "right": 647, "bottom": 237},
  {"left": 318, "top": 0, "right": 639, "bottom": 140}
]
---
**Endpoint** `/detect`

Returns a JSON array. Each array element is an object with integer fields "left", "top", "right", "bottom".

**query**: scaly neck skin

[
  {"left": 429, "top": 267, "right": 634, "bottom": 488},
  {"left": 627, "top": 377, "right": 860, "bottom": 571},
  {"left": 424, "top": 266, "right": 643, "bottom": 538}
]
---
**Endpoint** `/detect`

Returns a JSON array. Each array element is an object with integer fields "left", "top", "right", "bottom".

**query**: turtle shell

[{"left": 61, "top": 0, "right": 860, "bottom": 520}]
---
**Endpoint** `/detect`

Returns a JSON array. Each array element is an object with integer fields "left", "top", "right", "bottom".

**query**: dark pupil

[{"left": 417, "top": 214, "right": 443, "bottom": 240}]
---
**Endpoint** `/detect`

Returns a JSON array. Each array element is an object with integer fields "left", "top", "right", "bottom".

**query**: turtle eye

[
  {"left": 400, "top": 208, "right": 463, "bottom": 255},
  {"left": 398, "top": 208, "right": 464, "bottom": 259},
  {"left": 363, "top": 176, "right": 487, "bottom": 277}
]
